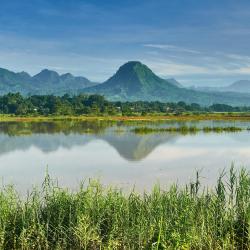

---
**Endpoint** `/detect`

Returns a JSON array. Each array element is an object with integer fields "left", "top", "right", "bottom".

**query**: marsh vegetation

[
  {"left": 132, "top": 125, "right": 244, "bottom": 134},
  {"left": 0, "top": 168, "right": 249, "bottom": 249}
]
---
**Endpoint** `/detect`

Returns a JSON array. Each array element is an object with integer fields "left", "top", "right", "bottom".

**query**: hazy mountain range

[
  {"left": 192, "top": 80, "right": 250, "bottom": 93},
  {"left": 1, "top": 61, "right": 250, "bottom": 106}
]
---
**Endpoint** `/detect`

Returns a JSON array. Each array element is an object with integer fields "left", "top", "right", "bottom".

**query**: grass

[
  {"left": 132, "top": 126, "right": 244, "bottom": 134},
  {"left": 2, "top": 112, "right": 250, "bottom": 122},
  {"left": 0, "top": 167, "right": 249, "bottom": 249}
]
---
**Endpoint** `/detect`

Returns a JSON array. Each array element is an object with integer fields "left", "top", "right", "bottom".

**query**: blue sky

[{"left": 1, "top": 0, "right": 250, "bottom": 86}]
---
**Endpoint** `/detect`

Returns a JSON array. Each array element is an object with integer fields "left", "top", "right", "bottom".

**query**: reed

[
  {"left": 132, "top": 126, "right": 244, "bottom": 134},
  {"left": 0, "top": 167, "right": 249, "bottom": 249}
]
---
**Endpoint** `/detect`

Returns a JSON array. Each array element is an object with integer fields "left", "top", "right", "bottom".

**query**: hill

[
  {"left": 83, "top": 61, "right": 182, "bottom": 99},
  {"left": 83, "top": 61, "right": 250, "bottom": 106},
  {"left": 191, "top": 80, "right": 250, "bottom": 93},
  {"left": 2, "top": 62, "right": 250, "bottom": 106},
  {"left": 225, "top": 80, "right": 250, "bottom": 93},
  {"left": 0, "top": 68, "right": 97, "bottom": 95},
  {"left": 0, "top": 68, "right": 33, "bottom": 94}
]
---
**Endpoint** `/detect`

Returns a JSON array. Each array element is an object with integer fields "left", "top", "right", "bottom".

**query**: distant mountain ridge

[
  {"left": 0, "top": 68, "right": 98, "bottom": 95},
  {"left": 192, "top": 80, "right": 250, "bottom": 93},
  {"left": 225, "top": 80, "right": 250, "bottom": 93},
  {"left": 83, "top": 61, "right": 250, "bottom": 106},
  {"left": 2, "top": 62, "right": 250, "bottom": 106}
]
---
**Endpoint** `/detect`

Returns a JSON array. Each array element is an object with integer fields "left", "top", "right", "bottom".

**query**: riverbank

[
  {"left": 2, "top": 112, "right": 250, "bottom": 122},
  {"left": 0, "top": 168, "right": 249, "bottom": 249}
]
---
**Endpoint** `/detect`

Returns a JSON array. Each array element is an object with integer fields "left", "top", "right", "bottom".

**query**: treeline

[{"left": 1, "top": 93, "right": 250, "bottom": 116}]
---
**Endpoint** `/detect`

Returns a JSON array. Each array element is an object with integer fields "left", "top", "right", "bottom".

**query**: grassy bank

[
  {"left": 0, "top": 168, "right": 249, "bottom": 249},
  {"left": 2, "top": 112, "right": 250, "bottom": 122},
  {"left": 132, "top": 126, "right": 244, "bottom": 134}
]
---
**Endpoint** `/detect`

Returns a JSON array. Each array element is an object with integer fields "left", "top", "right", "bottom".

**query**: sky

[{"left": 1, "top": 0, "right": 250, "bottom": 86}]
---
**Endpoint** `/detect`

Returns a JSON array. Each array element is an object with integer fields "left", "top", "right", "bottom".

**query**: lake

[{"left": 0, "top": 120, "right": 250, "bottom": 192}]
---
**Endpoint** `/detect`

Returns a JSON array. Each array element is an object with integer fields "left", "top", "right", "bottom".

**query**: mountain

[
  {"left": 83, "top": 61, "right": 250, "bottom": 106},
  {"left": 191, "top": 80, "right": 250, "bottom": 94},
  {"left": 2, "top": 62, "right": 250, "bottom": 106},
  {"left": 0, "top": 68, "right": 31, "bottom": 84},
  {"left": 225, "top": 80, "right": 250, "bottom": 93},
  {"left": 0, "top": 68, "right": 98, "bottom": 95},
  {"left": 166, "top": 78, "right": 183, "bottom": 88},
  {"left": 0, "top": 68, "right": 33, "bottom": 93},
  {"left": 83, "top": 61, "right": 186, "bottom": 100},
  {"left": 33, "top": 69, "right": 61, "bottom": 85},
  {"left": 32, "top": 69, "right": 97, "bottom": 93}
]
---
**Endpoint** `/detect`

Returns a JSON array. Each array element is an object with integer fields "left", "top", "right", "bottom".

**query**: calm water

[{"left": 0, "top": 120, "right": 250, "bottom": 191}]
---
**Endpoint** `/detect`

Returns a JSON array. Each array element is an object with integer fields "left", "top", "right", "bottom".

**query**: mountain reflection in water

[
  {"left": 0, "top": 121, "right": 180, "bottom": 161},
  {"left": 0, "top": 121, "right": 250, "bottom": 192}
]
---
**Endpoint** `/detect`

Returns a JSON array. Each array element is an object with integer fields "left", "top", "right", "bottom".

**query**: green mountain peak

[{"left": 84, "top": 61, "right": 178, "bottom": 98}]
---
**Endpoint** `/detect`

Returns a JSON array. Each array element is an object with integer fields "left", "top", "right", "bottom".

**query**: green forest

[{"left": 1, "top": 93, "right": 250, "bottom": 116}]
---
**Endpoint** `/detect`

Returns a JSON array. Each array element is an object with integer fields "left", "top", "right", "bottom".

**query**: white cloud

[
  {"left": 145, "top": 60, "right": 209, "bottom": 76},
  {"left": 143, "top": 44, "right": 201, "bottom": 54},
  {"left": 224, "top": 53, "right": 250, "bottom": 62},
  {"left": 233, "top": 66, "right": 250, "bottom": 74}
]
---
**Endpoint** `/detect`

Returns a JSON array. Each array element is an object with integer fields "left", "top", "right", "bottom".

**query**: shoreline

[{"left": 2, "top": 113, "right": 250, "bottom": 122}]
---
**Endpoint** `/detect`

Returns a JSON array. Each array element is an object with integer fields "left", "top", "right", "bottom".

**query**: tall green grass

[
  {"left": 132, "top": 126, "right": 244, "bottom": 134},
  {"left": 0, "top": 167, "right": 249, "bottom": 249}
]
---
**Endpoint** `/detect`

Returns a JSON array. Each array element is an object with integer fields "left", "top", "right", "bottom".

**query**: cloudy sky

[{"left": 1, "top": 0, "right": 250, "bottom": 86}]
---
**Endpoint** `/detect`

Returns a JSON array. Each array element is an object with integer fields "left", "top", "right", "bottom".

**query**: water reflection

[
  {"left": 0, "top": 132, "right": 181, "bottom": 161},
  {"left": 0, "top": 121, "right": 181, "bottom": 161},
  {"left": 0, "top": 121, "right": 250, "bottom": 191}
]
